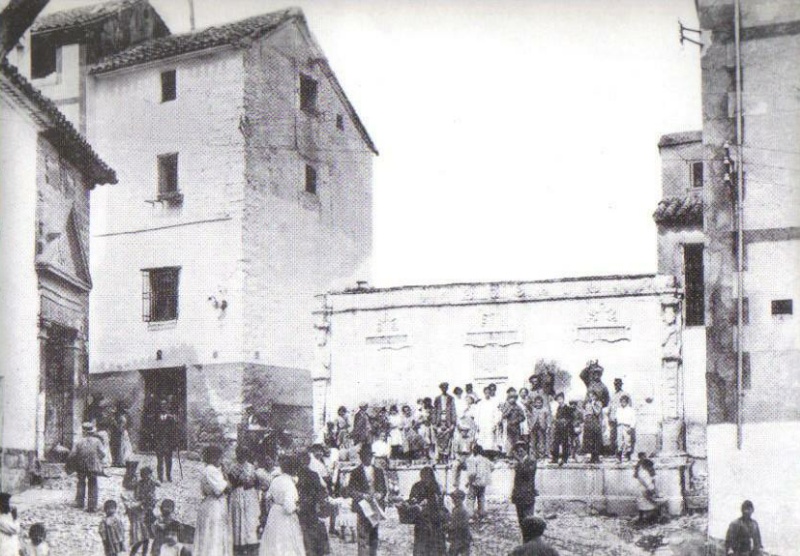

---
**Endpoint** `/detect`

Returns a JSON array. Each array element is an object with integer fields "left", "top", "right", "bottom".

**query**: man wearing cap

[
  {"left": 68, "top": 422, "right": 106, "bottom": 512},
  {"left": 352, "top": 403, "right": 372, "bottom": 448},
  {"left": 608, "top": 378, "right": 631, "bottom": 456},
  {"left": 347, "top": 445, "right": 387, "bottom": 556},
  {"left": 153, "top": 399, "right": 179, "bottom": 482},
  {"left": 511, "top": 441, "right": 538, "bottom": 540},
  {"left": 725, "top": 500, "right": 762, "bottom": 556},
  {"left": 508, "top": 517, "right": 559, "bottom": 555},
  {"left": 432, "top": 382, "right": 457, "bottom": 463}
]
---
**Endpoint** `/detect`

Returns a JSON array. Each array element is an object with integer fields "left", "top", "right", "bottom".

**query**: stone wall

[
  {"left": 318, "top": 275, "right": 699, "bottom": 457},
  {"left": 241, "top": 21, "right": 373, "bottom": 372}
]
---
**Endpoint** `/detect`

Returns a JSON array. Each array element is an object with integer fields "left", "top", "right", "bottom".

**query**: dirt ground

[{"left": 11, "top": 455, "right": 709, "bottom": 555}]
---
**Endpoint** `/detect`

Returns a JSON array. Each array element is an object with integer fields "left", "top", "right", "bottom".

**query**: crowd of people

[{"left": 324, "top": 361, "right": 639, "bottom": 469}]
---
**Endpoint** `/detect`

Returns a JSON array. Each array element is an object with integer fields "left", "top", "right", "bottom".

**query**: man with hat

[
  {"left": 352, "top": 402, "right": 373, "bottom": 448},
  {"left": 511, "top": 441, "right": 538, "bottom": 541},
  {"left": 432, "top": 382, "right": 457, "bottom": 463},
  {"left": 508, "top": 517, "right": 559, "bottom": 555},
  {"left": 153, "top": 399, "right": 179, "bottom": 482},
  {"left": 607, "top": 378, "right": 631, "bottom": 456},
  {"left": 347, "top": 444, "right": 387, "bottom": 556},
  {"left": 68, "top": 422, "right": 107, "bottom": 512}
]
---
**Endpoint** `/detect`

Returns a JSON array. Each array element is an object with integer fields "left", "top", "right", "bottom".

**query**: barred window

[
  {"left": 161, "top": 70, "right": 176, "bottom": 102},
  {"left": 690, "top": 161, "right": 704, "bottom": 188},
  {"left": 142, "top": 267, "right": 180, "bottom": 322},
  {"left": 158, "top": 153, "right": 179, "bottom": 195},
  {"left": 300, "top": 73, "right": 318, "bottom": 114}
]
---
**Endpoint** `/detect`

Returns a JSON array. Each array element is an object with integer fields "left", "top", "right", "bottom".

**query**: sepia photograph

[{"left": 0, "top": 0, "right": 798, "bottom": 554}]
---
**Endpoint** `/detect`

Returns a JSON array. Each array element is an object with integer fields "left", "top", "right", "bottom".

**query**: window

[
  {"left": 336, "top": 114, "right": 344, "bottom": 131},
  {"left": 684, "top": 243, "right": 705, "bottom": 326},
  {"left": 300, "top": 73, "right": 318, "bottom": 114},
  {"left": 305, "top": 164, "right": 317, "bottom": 194},
  {"left": 142, "top": 267, "right": 180, "bottom": 322},
  {"left": 31, "top": 38, "right": 57, "bottom": 79},
  {"left": 771, "top": 299, "right": 793, "bottom": 316},
  {"left": 690, "top": 161, "right": 704, "bottom": 188},
  {"left": 161, "top": 70, "right": 177, "bottom": 102},
  {"left": 742, "top": 352, "right": 751, "bottom": 390},
  {"left": 158, "top": 153, "right": 179, "bottom": 196}
]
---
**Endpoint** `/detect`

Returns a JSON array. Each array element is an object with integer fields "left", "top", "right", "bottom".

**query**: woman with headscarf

[
  {"left": 297, "top": 453, "right": 331, "bottom": 556},
  {"left": 408, "top": 467, "right": 447, "bottom": 556},
  {"left": 260, "top": 455, "right": 305, "bottom": 556},
  {"left": 582, "top": 391, "right": 604, "bottom": 464},
  {"left": 0, "top": 493, "right": 20, "bottom": 556},
  {"left": 194, "top": 446, "right": 231, "bottom": 556}
]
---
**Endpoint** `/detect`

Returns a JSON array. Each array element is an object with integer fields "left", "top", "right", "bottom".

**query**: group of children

[{"left": 98, "top": 466, "right": 190, "bottom": 556}]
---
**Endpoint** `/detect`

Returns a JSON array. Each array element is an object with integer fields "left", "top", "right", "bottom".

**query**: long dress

[
  {"left": 636, "top": 471, "right": 658, "bottom": 512},
  {"left": 408, "top": 481, "right": 447, "bottom": 556},
  {"left": 118, "top": 415, "right": 133, "bottom": 464},
  {"left": 0, "top": 513, "right": 21, "bottom": 556},
  {"left": 474, "top": 400, "right": 499, "bottom": 452},
  {"left": 582, "top": 401, "right": 603, "bottom": 461},
  {"left": 259, "top": 473, "right": 306, "bottom": 556},
  {"left": 297, "top": 468, "right": 331, "bottom": 556},
  {"left": 229, "top": 462, "right": 261, "bottom": 553},
  {"left": 195, "top": 464, "right": 232, "bottom": 556}
]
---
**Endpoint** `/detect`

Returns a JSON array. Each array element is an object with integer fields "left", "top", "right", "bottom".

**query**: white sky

[{"left": 40, "top": 0, "right": 703, "bottom": 287}]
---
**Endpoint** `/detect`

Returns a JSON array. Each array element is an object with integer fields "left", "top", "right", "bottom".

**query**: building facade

[
  {"left": 79, "top": 8, "right": 375, "bottom": 452},
  {"left": 695, "top": 1, "right": 800, "bottom": 553},
  {"left": 0, "top": 61, "right": 115, "bottom": 491}
]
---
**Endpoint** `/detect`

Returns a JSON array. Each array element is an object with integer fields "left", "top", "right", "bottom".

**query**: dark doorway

[
  {"left": 140, "top": 367, "right": 187, "bottom": 451},
  {"left": 44, "top": 326, "right": 78, "bottom": 453}
]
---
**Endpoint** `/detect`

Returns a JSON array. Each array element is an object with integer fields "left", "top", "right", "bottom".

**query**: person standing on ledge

[
  {"left": 511, "top": 441, "right": 538, "bottom": 542},
  {"left": 153, "top": 399, "right": 179, "bottom": 483},
  {"left": 725, "top": 500, "right": 762, "bottom": 556}
]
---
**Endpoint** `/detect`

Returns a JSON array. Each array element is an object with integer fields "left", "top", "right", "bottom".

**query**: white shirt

[{"left": 616, "top": 405, "right": 637, "bottom": 427}]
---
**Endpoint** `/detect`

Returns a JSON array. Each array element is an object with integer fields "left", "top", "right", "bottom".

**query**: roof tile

[{"left": 32, "top": 0, "right": 145, "bottom": 33}]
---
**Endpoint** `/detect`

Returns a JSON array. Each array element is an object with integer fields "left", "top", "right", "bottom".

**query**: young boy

[
  {"left": 615, "top": 395, "right": 636, "bottom": 461},
  {"left": 550, "top": 393, "right": 572, "bottom": 466},
  {"left": 156, "top": 522, "right": 191, "bottom": 556},
  {"left": 21, "top": 522, "right": 50, "bottom": 556},
  {"left": 151, "top": 499, "right": 180, "bottom": 556},
  {"left": 447, "top": 490, "right": 472, "bottom": 555},
  {"left": 125, "top": 466, "right": 159, "bottom": 556},
  {"left": 98, "top": 500, "right": 126, "bottom": 556},
  {"left": 464, "top": 445, "right": 493, "bottom": 519},
  {"left": 528, "top": 396, "right": 551, "bottom": 460}
]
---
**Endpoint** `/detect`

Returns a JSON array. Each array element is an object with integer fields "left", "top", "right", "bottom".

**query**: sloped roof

[
  {"left": 0, "top": 60, "right": 117, "bottom": 186},
  {"left": 653, "top": 195, "right": 703, "bottom": 226},
  {"left": 32, "top": 0, "right": 146, "bottom": 33},
  {"left": 658, "top": 130, "right": 702, "bottom": 149},
  {"left": 90, "top": 8, "right": 299, "bottom": 74}
]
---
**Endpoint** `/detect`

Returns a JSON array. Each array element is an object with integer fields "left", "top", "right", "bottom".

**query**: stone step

[{"left": 39, "top": 462, "right": 66, "bottom": 479}]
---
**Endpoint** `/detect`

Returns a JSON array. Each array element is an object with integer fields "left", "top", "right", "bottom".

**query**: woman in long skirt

[
  {"left": 582, "top": 391, "right": 604, "bottom": 463},
  {"left": 194, "top": 446, "right": 231, "bottom": 556},
  {"left": 297, "top": 456, "right": 331, "bottom": 556},
  {"left": 260, "top": 455, "right": 305, "bottom": 556},
  {"left": 118, "top": 412, "right": 133, "bottom": 464},
  {"left": 229, "top": 446, "right": 261, "bottom": 556},
  {"left": 408, "top": 466, "right": 447, "bottom": 556}
]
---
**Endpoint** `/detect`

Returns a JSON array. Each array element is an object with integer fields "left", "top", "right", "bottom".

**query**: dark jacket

[
  {"left": 297, "top": 467, "right": 331, "bottom": 556},
  {"left": 351, "top": 410, "right": 372, "bottom": 446},
  {"left": 432, "top": 394, "right": 457, "bottom": 429},
  {"left": 725, "top": 517, "right": 762, "bottom": 555},
  {"left": 508, "top": 538, "right": 560, "bottom": 556},
  {"left": 347, "top": 464, "right": 387, "bottom": 518},
  {"left": 511, "top": 456, "right": 538, "bottom": 507},
  {"left": 68, "top": 434, "right": 106, "bottom": 475},
  {"left": 153, "top": 411, "right": 179, "bottom": 453},
  {"left": 447, "top": 505, "right": 472, "bottom": 553}
]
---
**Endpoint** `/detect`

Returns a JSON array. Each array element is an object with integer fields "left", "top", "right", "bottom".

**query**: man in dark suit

[
  {"left": 347, "top": 444, "right": 387, "bottom": 556},
  {"left": 68, "top": 422, "right": 106, "bottom": 512},
  {"left": 351, "top": 402, "right": 372, "bottom": 448},
  {"left": 153, "top": 399, "right": 179, "bottom": 482},
  {"left": 511, "top": 441, "right": 538, "bottom": 542},
  {"left": 432, "top": 382, "right": 458, "bottom": 463}
]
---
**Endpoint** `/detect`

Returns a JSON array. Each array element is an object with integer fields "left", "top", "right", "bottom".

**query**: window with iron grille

[
  {"left": 158, "top": 153, "right": 179, "bottom": 195},
  {"left": 142, "top": 267, "right": 180, "bottom": 322},
  {"left": 690, "top": 161, "right": 704, "bottom": 188},
  {"left": 684, "top": 243, "right": 705, "bottom": 326},
  {"left": 305, "top": 164, "right": 317, "bottom": 194},
  {"left": 300, "top": 73, "right": 318, "bottom": 114},
  {"left": 161, "top": 70, "right": 177, "bottom": 102}
]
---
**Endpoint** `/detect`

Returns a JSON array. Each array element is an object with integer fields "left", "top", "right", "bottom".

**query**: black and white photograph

[{"left": 0, "top": 0, "right": 798, "bottom": 554}]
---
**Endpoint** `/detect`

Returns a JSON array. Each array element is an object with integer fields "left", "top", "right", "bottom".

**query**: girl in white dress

[
  {"left": 194, "top": 446, "right": 232, "bottom": 556},
  {"left": 259, "top": 455, "right": 305, "bottom": 556}
]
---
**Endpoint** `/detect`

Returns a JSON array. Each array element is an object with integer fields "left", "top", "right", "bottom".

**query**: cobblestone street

[{"left": 9, "top": 455, "right": 708, "bottom": 556}]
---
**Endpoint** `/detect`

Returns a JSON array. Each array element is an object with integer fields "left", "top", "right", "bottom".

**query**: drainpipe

[{"left": 733, "top": 0, "right": 745, "bottom": 450}]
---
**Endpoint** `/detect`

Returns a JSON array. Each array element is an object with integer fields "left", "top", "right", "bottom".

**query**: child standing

[
  {"left": 615, "top": 395, "right": 636, "bottom": 461},
  {"left": 98, "top": 500, "right": 126, "bottom": 556},
  {"left": 155, "top": 523, "right": 190, "bottom": 556},
  {"left": 447, "top": 490, "right": 472, "bottom": 555},
  {"left": 151, "top": 499, "right": 180, "bottom": 556},
  {"left": 21, "top": 523, "right": 50, "bottom": 556},
  {"left": 549, "top": 393, "right": 572, "bottom": 466},
  {"left": 464, "top": 445, "right": 493, "bottom": 519},
  {"left": 528, "top": 396, "right": 551, "bottom": 460},
  {"left": 125, "top": 466, "right": 159, "bottom": 556}
]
